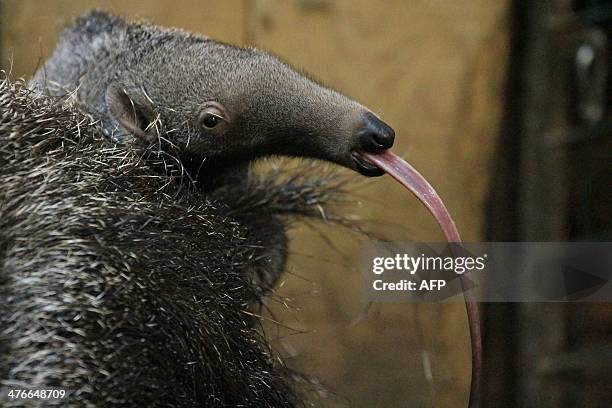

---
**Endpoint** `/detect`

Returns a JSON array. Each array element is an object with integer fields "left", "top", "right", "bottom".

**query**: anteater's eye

[
  {"left": 199, "top": 103, "right": 228, "bottom": 131},
  {"left": 202, "top": 113, "right": 221, "bottom": 129}
]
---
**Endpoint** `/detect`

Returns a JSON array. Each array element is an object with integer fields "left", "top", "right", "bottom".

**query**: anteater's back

[{"left": 0, "top": 78, "right": 338, "bottom": 406}]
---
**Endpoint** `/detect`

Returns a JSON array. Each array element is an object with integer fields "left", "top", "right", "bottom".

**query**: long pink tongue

[{"left": 360, "top": 150, "right": 481, "bottom": 408}]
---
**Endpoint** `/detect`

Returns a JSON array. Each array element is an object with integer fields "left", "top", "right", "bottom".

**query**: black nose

[{"left": 356, "top": 112, "right": 395, "bottom": 151}]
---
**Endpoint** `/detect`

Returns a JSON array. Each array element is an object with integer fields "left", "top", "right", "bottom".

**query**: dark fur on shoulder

[{"left": 0, "top": 78, "right": 346, "bottom": 407}]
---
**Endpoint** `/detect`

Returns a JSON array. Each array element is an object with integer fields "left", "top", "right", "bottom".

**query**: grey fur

[
  {"left": 2, "top": 11, "right": 383, "bottom": 406},
  {"left": 0, "top": 77, "right": 348, "bottom": 406},
  {"left": 30, "top": 10, "right": 378, "bottom": 177}
]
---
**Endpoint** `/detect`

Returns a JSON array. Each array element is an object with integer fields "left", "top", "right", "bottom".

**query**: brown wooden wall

[{"left": 0, "top": 1, "right": 510, "bottom": 406}]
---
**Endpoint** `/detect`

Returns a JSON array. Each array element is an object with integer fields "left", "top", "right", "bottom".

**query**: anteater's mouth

[{"left": 351, "top": 151, "right": 385, "bottom": 177}]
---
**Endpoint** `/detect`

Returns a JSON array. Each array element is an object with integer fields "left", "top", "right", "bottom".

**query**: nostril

[
  {"left": 356, "top": 112, "right": 395, "bottom": 152},
  {"left": 372, "top": 131, "right": 394, "bottom": 148}
]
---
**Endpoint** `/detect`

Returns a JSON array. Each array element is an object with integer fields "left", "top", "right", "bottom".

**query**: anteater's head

[{"left": 35, "top": 11, "right": 394, "bottom": 177}]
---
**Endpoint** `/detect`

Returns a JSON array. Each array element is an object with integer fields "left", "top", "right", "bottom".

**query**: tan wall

[{"left": 0, "top": 1, "right": 509, "bottom": 406}]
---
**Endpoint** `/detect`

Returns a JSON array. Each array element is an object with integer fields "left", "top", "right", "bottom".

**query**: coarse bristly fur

[{"left": 0, "top": 77, "right": 349, "bottom": 407}]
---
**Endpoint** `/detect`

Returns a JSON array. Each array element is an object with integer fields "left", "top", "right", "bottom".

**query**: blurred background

[{"left": 0, "top": 1, "right": 610, "bottom": 407}]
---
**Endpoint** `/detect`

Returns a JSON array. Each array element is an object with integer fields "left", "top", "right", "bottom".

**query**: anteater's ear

[{"left": 105, "top": 84, "right": 159, "bottom": 143}]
